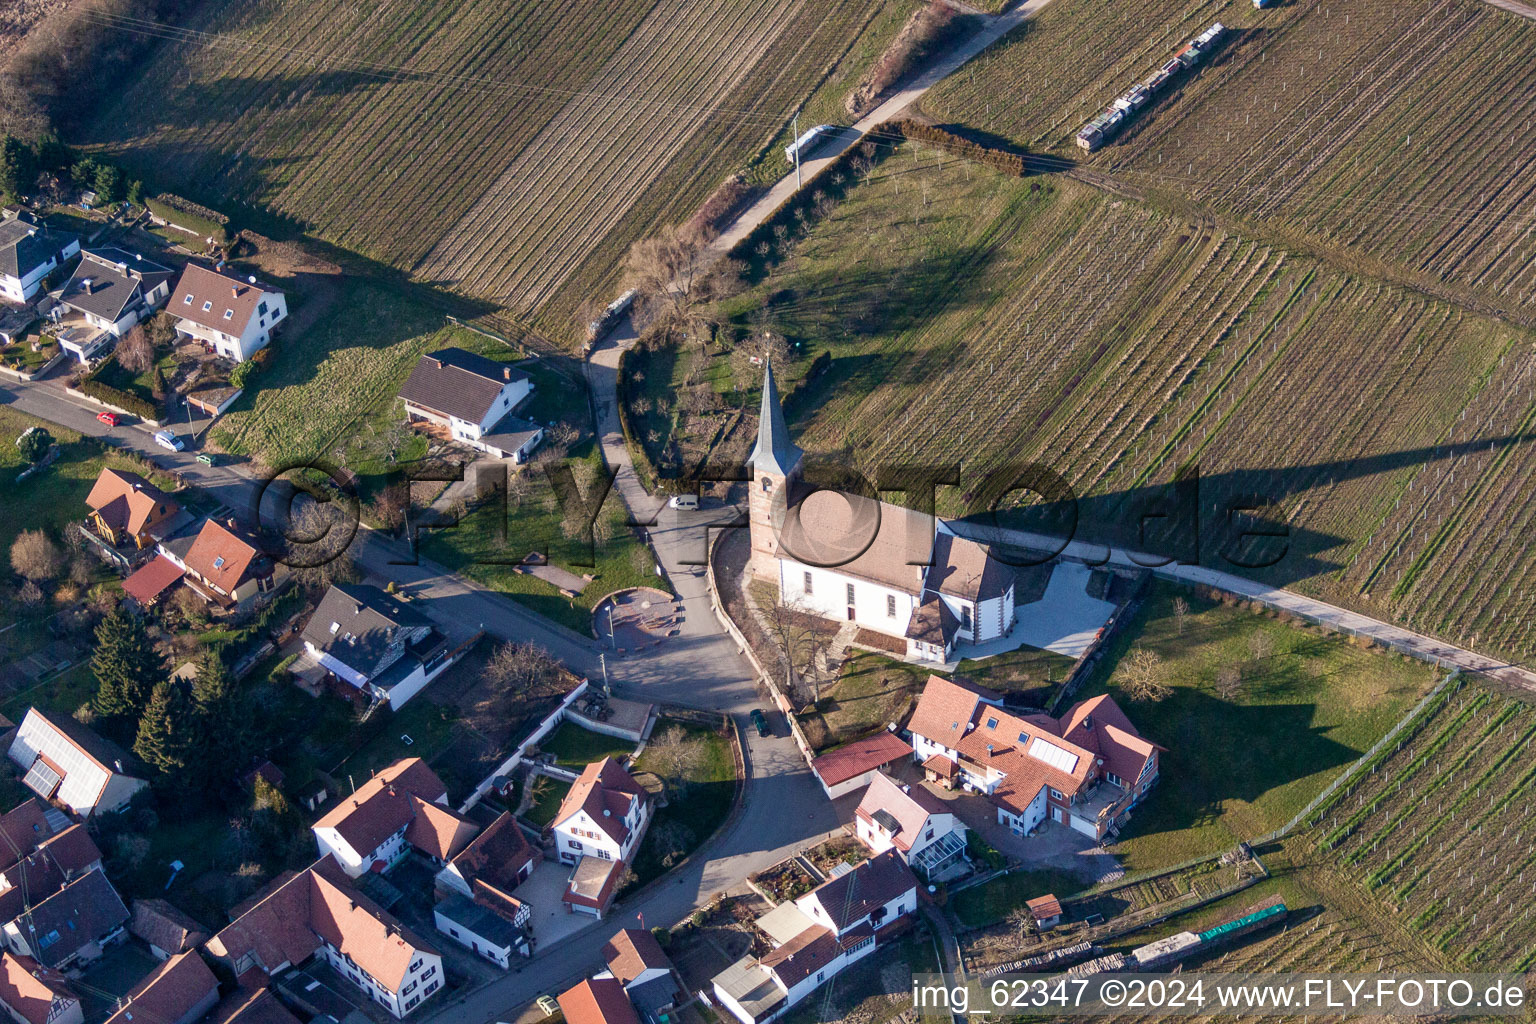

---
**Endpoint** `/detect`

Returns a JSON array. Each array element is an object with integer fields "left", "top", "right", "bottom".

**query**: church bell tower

[{"left": 747, "top": 359, "right": 802, "bottom": 581}]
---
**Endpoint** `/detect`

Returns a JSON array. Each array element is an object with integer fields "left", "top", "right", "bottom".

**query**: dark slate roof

[
  {"left": 59, "top": 249, "right": 173, "bottom": 323},
  {"left": 434, "top": 894, "right": 525, "bottom": 950},
  {"left": 805, "top": 850, "right": 914, "bottom": 932},
  {"left": 0, "top": 215, "right": 76, "bottom": 280},
  {"left": 749, "top": 359, "right": 802, "bottom": 478},
  {"left": 479, "top": 415, "right": 542, "bottom": 455},
  {"left": 397, "top": 348, "right": 528, "bottom": 424},
  {"left": 18, "top": 869, "right": 129, "bottom": 967},
  {"left": 301, "top": 583, "right": 432, "bottom": 677}
]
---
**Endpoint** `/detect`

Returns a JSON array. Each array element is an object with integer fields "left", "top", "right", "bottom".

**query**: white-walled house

[
  {"left": 853, "top": 773, "right": 968, "bottom": 880},
  {"left": 312, "top": 758, "right": 476, "bottom": 877},
  {"left": 206, "top": 857, "right": 444, "bottom": 1019},
  {"left": 0, "top": 952, "right": 82, "bottom": 1024},
  {"left": 908, "top": 676, "right": 1163, "bottom": 842},
  {"left": 6, "top": 709, "right": 147, "bottom": 817},
  {"left": 746, "top": 362, "right": 1017, "bottom": 664},
  {"left": 301, "top": 584, "right": 454, "bottom": 710},
  {"left": 711, "top": 851, "right": 917, "bottom": 1024},
  {"left": 397, "top": 348, "right": 543, "bottom": 462},
  {"left": 432, "top": 895, "right": 530, "bottom": 968},
  {"left": 0, "top": 212, "right": 79, "bottom": 304},
  {"left": 54, "top": 248, "right": 173, "bottom": 342},
  {"left": 168, "top": 263, "right": 287, "bottom": 363},
  {"left": 552, "top": 758, "right": 651, "bottom": 867}
]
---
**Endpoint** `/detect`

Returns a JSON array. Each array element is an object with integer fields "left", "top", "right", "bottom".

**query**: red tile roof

[
  {"left": 402, "top": 796, "right": 479, "bottom": 861},
  {"left": 130, "top": 898, "right": 208, "bottom": 956},
  {"left": 183, "top": 519, "right": 267, "bottom": 595},
  {"left": 921, "top": 754, "right": 957, "bottom": 779},
  {"left": 0, "top": 953, "right": 74, "bottom": 1024},
  {"left": 601, "top": 928, "right": 673, "bottom": 986},
  {"left": 446, "top": 812, "right": 539, "bottom": 900},
  {"left": 554, "top": 758, "right": 648, "bottom": 845},
  {"left": 85, "top": 469, "right": 177, "bottom": 537},
  {"left": 171, "top": 263, "right": 278, "bottom": 337},
  {"left": 1026, "top": 894, "right": 1063, "bottom": 921},
  {"left": 759, "top": 924, "right": 838, "bottom": 986},
  {"left": 313, "top": 758, "right": 449, "bottom": 860},
  {"left": 104, "top": 950, "right": 218, "bottom": 1024},
  {"left": 854, "top": 774, "right": 949, "bottom": 852},
  {"left": 558, "top": 977, "right": 640, "bottom": 1024},
  {"left": 122, "top": 554, "right": 185, "bottom": 605},
  {"left": 0, "top": 801, "right": 51, "bottom": 872},
  {"left": 810, "top": 731, "right": 913, "bottom": 787},
  {"left": 906, "top": 675, "right": 998, "bottom": 753}
]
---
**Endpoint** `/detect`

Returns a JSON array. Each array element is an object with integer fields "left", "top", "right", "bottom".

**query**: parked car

[
  {"left": 669, "top": 493, "right": 699, "bottom": 510},
  {"left": 535, "top": 995, "right": 560, "bottom": 1017},
  {"left": 153, "top": 430, "right": 185, "bottom": 452},
  {"left": 196, "top": 452, "right": 218, "bottom": 466},
  {"left": 96, "top": 411, "right": 118, "bottom": 426},
  {"left": 750, "top": 708, "right": 770, "bottom": 736}
]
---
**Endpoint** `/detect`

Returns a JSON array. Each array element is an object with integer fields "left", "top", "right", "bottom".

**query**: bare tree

[
  {"left": 481, "top": 642, "right": 561, "bottom": 706},
  {"left": 1006, "top": 904, "right": 1036, "bottom": 945},
  {"left": 11, "top": 529, "right": 64, "bottom": 582},
  {"left": 281, "top": 498, "right": 358, "bottom": 589},
  {"left": 644, "top": 725, "right": 705, "bottom": 800},
  {"left": 1172, "top": 596, "right": 1189, "bottom": 636},
  {"left": 1115, "top": 647, "right": 1172, "bottom": 703},
  {"left": 116, "top": 326, "right": 155, "bottom": 374},
  {"left": 622, "top": 223, "right": 715, "bottom": 322},
  {"left": 761, "top": 596, "right": 828, "bottom": 703},
  {"left": 1214, "top": 664, "right": 1243, "bottom": 702},
  {"left": 1247, "top": 631, "right": 1275, "bottom": 671}
]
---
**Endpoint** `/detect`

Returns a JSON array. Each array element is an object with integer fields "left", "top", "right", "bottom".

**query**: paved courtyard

[{"left": 518, "top": 859, "right": 606, "bottom": 951}]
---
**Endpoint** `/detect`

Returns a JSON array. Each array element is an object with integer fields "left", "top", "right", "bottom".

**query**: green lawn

[
  {"left": 537, "top": 720, "right": 636, "bottom": 768},
  {"left": 956, "top": 644, "right": 1077, "bottom": 707},
  {"left": 799, "top": 651, "right": 930, "bottom": 751},
  {"left": 629, "top": 721, "right": 737, "bottom": 888},
  {"left": 1, "top": 662, "right": 98, "bottom": 724},
  {"left": 329, "top": 698, "right": 461, "bottom": 783},
  {"left": 524, "top": 776, "right": 572, "bottom": 828},
  {"left": 1074, "top": 582, "right": 1439, "bottom": 873},
  {"left": 950, "top": 867, "right": 1089, "bottom": 929}
]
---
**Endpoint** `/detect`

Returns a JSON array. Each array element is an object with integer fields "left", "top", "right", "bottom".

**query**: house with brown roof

[
  {"left": 158, "top": 518, "right": 278, "bottom": 610},
  {"left": 397, "top": 348, "right": 542, "bottom": 462},
  {"left": 83, "top": 468, "right": 181, "bottom": 552},
  {"left": 557, "top": 977, "right": 640, "bottom": 1024},
  {"left": 312, "top": 758, "right": 476, "bottom": 878},
  {"left": 435, "top": 812, "right": 540, "bottom": 902},
  {"left": 0, "top": 952, "right": 80, "bottom": 1024},
  {"left": 169, "top": 262, "right": 287, "bottom": 363},
  {"left": 598, "top": 929, "right": 684, "bottom": 1023},
  {"left": 129, "top": 899, "right": 208, "bottom": 960},
  {"left": 906, "top": 676, "right": 1162, "bottom": 841},
  {"left": 745, "top": 362, "right": 1017, "bottom": 664},
  {"left": 0, "top": 803, "right": 53, "bottom": 877},
  {"left": 853, "top": 773, "right": 968, "bottom": 880},
  {"left": 203, "top": 987, "right": 303, "bottom": 1024},
  {"left": 808, "top": 730, "right": 912, "bottom": 800},
  {"left": 712, "top": 851, "right": 917, "bottom": 1024},
  {"left": 6, "top": 708, "right": 147, "bottom": 817},
  {"left": 552, "top": 758, "right": 651, "bottom": 894},
  {"left": 103, "top": 950, "right": 218, "bottom": 1024},
  {"left": 205, "top": 857, "right": 444, "bottom": 1019}
]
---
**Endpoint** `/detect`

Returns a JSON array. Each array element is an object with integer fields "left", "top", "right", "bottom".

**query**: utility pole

[{"left": 792, "top": 112, "right": 802, "bottom": 190}]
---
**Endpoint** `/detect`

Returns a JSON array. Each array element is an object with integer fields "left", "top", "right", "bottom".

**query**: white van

[
  {"left": 668, "top": 493, "right": 699, "bottom": 511},
  {"left": 153, "top": 430, "right": 185, "bottom": 452}
]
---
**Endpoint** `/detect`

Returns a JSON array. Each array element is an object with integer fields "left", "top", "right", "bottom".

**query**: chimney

[
  {"left": 503, "top": 367, "right": 511, "bottom": 380},
  {"left": 232, "top": 286, "right": 239, "bottom": 297}
]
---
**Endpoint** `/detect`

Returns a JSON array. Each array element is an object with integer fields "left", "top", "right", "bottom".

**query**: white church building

[{"left": 747, "top": 363, "right": 1018, "bottom": 664}]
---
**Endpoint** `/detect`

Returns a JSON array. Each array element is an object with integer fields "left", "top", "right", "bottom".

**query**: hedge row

[
  {"left": 77, "top": 378, "right": 157, "bottom": 420},
  {"left": 886, "top": 118, "right": 1029, "bottom": 176},
  {"left": 147, "top": 193, "right": 230, "bottom": 243}
]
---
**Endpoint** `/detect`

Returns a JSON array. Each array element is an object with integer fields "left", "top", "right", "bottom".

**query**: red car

[{"left": 96, "top": 411, "right": 119, "bottom": 427}]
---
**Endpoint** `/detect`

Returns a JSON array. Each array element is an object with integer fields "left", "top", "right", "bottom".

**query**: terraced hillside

[
  {"left": 82, "top": 0, "right": 903, "bottom": 333},
  {"left": 711, "top": 146, "right": 1536, "bottom": 661},
  {"left": 920, "top": 0, "right": 1536, "bottom": 317}
]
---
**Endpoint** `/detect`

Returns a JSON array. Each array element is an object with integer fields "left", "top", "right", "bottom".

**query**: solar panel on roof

[
  {"left": 22, "top": 758, "right": 61, "bottom": 798},
  {"left": 1027, "top": 737, "right": 1080, "bottom": 775}
]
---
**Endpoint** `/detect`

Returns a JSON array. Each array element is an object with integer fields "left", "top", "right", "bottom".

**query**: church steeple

[{"left": 749, "top": 357, "right": 802, "bottom": 478}]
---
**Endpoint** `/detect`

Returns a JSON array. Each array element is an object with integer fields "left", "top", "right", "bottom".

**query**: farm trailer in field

[{"left": 1077, "top": 23, "right": 1227, "bottom": 151}]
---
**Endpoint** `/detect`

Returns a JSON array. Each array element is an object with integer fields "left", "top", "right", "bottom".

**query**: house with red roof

[
  {"left": 0, "top": 952, "right": 80, "bottom": 1024},
  {"left": 853, "top": 773, "right": 968, "bottom": 880},
  {"left": 103, "top": 950, "right": 218, "bottom": 1024},
  {"left": 204, "top": 856, "right": 444, "bottom": 1019},
  {"left": 808, "top": 730, "right": 912, "bottom": 799},
  {"left": 552, "top": 758, "right": 651, "bottom": 868},
  {"left": 169, "top": 262, "right": 287, "bottom": 364},
  {"left": 712, "top": 851, "right": 917, "bottom": 1024},
  {"left": 557, "top": 977, "right": 640, "bottom": 1024},
  {"left": 83, "top": 469, "right": 182, "bottom": 555},
  {"left": 906, "top": 675, "right": 1162, "bottom": 841},
  {"left": 161, "top": 518, "right": 278, "bottom": 610},
  {"left": 312, "top": 758, "right": 477, "bottom": 878}
]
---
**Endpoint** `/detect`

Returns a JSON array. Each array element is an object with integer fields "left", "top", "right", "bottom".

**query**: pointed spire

[{"left": 749, "top": 356, "right": 802, "bottom": 477}]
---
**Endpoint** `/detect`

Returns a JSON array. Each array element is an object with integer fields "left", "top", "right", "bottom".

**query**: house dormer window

[
  {"left": 202, "top": 300, "right": 212, "bottom": 311},
  {"left": 985, "top": 717, "right": 998, "bottom": 729},
  {"left": 223, "top": 309, "right": 234, "bottom": 319},
  {"left": 183, "top": 294, "right": 192, "bottom": 304}
]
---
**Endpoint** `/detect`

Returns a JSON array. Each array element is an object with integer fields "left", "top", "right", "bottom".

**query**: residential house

[
  {"left": 0, "top": 803, "right": 53, "bottom": 878},
  {"left": 103, "top": 950, "right": 219, "bottom": 1024},
  {"left": 557, "top": 978, "right": 640, "bottom": 1024},
  {"left": 83, "top": 468, "right": 182, "bottom": 552},
  {"left": 712, "top": 851, "right": 917, "bottom": 1024},
  {"left": 52, "top": 249, "right": 173, "bottom": 362},
  {"left": 0, "top": 869, "right": 129, "bottom": 968},
  {"left": 0, "top": 825, "right": 102, "bottom": 902},
  {"left": 6, "top": 709, "right": 148, "bottom": 817},
  {"left": 808, "top": 731, "right": 912, "bottom": 800},
  {"left": 397, "top": 348, "right": 543, "bottom": 462},
  {"left": 0, "top": 952, "right": 81, "bottom": 1024},
  {"left": 159, "top": 518, "right": 279, "bottom": 610},
  {"left": 434, "top": 812, "right": 540, "bottom": 902},
  {"left": 599, "top": 929, "right": 684, "bottom": 1024},
  {"left": 0, "top": 213, "right": 79, "bottom": 304},
  {"left": 745, "top": 362, "right": 1016, "bottom": 664},
  {"left": 552, "top": 758, "right": 652, "bottom": 867},
  {"left": 202, "top": 987, "right": 303, "bottom": 1024},
  {"left": 205, "top": 857, "right": 444, "bottom": 1019},
  {"left": 906, "top": 676, "right": 1162, "bottom": 841},
  {"left": 432, "top": 895, "right": 529, "bottom": 968},
  {"left": 301, "top": 584, "right": 454, "bottom": 710},
  {"left": 563, "top": 856, "right": 624, "bottom": 921},
  {"left": 168, "top": 262, "right": 287, "bottom": 363},
  {"left": 129, "top": 899, "right": 208, "bottom": 960},
  {"left": 853, "top": 773, "right": 968, "bottom": 880},
  {"left": 312, "top": 758, "right": 476, "bottom": 878}
]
